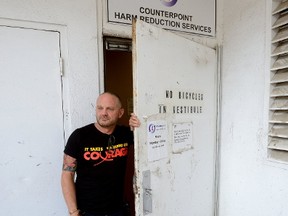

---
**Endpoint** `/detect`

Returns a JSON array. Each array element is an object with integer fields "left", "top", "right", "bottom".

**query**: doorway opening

[{"left": 103, "top": 36, "right": 135, "bottom": 216}]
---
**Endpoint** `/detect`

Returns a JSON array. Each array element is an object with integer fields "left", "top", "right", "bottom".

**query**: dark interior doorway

[
  {"left": 103, "top": 37, "right": 135, "bottom": 216},
  {"left": 104, "top": 37, "right": 133, "bottom": 126}
]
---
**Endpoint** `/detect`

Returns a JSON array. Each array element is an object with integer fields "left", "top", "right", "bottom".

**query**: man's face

[{"left": 96, "top": 93, "right": 124, "bottom": 128}]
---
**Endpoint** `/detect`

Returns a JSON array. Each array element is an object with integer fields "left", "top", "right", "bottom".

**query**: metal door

[
  {"left": 132, "top": 20, "right": 218, "bottom": 216},
  {"left": 0, "top": 26, "right": 66, "bottom": 215}
]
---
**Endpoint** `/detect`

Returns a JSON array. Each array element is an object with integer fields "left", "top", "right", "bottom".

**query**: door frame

[
  {"left": 214, "top": 45, "right": 222, "bottom": 216},
  {"left": 96, "top": 2, "right": 222, "bottom": 214},
  {"left": 99, "top": 23, "right": 221, "bottom": 216}
]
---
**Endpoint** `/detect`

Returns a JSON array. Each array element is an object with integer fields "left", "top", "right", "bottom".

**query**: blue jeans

[{"left": 81, "top": 209, "right": 124, "bottom": 216}]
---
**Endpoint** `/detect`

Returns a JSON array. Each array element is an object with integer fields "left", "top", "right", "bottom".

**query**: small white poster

[
  {"left": 147, "top": 120, "right": 168, "bottom": 162},
  {"left": 172, "top": 122, "right": 193, "bottom": 152}
]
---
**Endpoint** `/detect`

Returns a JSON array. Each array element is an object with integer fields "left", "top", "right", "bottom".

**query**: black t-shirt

[{"left": 64, "top": 123, "right": 134, "bottom": 214}]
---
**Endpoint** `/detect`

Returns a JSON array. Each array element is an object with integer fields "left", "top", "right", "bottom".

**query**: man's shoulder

[
  {"left": 116, "top": 124, "right": 130, "bottom": 131},
  {"left": 115, "top": 125, "right": 133, "bottom": 137},
  {"left": 71, "top": 123, "right": 95, "bottom": 136},
  {"left": 78, "top": 123, "right": 95, "bottom": 130}
]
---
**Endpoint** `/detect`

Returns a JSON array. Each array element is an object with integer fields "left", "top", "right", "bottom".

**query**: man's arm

[{"left": 61, "top": 154, "right": 80, "bottom": 216}]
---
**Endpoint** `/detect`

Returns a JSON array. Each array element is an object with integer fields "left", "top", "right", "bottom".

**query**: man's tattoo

[
  {"left": 62, "top": 154, "right": 77, "bottom": 172},
  {"left": 62, "top": 164, "right": 77, "bottom": 172}
]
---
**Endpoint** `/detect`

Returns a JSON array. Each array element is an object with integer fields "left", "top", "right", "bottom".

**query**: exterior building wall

[{"left": 219, "top": 0, "right": 288, "bottom": 215}]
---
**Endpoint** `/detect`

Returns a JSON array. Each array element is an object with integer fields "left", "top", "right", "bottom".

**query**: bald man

[{"left": 61, "top": 92, "right": 140, "bottom": 216}]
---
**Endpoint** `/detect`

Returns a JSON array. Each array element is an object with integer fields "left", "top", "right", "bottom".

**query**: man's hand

[{"left": 129, "top": 113, "right": 141, "bottom": 130}]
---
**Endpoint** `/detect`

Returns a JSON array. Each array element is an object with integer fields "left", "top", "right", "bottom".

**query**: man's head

[{"left": 95, "top": 92, "right": 124, "bottom": 129}]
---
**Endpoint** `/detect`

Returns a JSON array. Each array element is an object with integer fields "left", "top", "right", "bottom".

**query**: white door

[
  {"left": 133, "top": 20, "right": 218, "bottom": 216},
  {"left": 0, "top": 26, "right": 66, "bottom": 215}
]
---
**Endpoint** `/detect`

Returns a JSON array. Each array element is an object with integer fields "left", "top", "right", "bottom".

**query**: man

[{"left": 61, "top": 92, "right": 140, "bottom": 216}]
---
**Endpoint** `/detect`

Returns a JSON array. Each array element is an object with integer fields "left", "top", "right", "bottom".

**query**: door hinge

[{"left": 59, "top": 57, "right": 64, "bottom": 76}]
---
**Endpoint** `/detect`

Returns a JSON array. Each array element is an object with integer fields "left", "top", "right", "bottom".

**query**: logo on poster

[
  {"left": 160, "top": 0, "right": 178, "bottom": 7},
  {"left": 148, "top": 124, "right": 156, "bottom": 133}
]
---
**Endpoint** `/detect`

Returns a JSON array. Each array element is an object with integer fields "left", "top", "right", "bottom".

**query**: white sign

[
  {"left": 147, "top": 120, "right": 168, "bottom": 162},
  {"left": 172, "top": 122, "right": 193, "bottom": 152},
  {"left": 107, "top": 0, "right": 215, "bottom": 37}
]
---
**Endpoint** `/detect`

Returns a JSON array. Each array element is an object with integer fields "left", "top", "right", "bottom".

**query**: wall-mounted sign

[
  {"left": 172, "top": 122, "right": 193, "bottom": 153},
  {"left": 107, "top": 0, "right": 215, "bottom": 37},
  {"left": 147, "top": 120, "right": 168, "bottom": 162}
]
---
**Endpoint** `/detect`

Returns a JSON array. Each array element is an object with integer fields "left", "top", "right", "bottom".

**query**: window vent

[
  {"left": 269, "top": 0, "right": 288, "bottom": 162},
  {"left": 104, "top": 37, "right": 132, "bottom": 52}
]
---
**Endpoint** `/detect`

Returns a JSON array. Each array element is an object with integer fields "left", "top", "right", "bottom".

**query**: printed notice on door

[
  {"left": 147, "top": 120, "right": 168, "bottom": 162},
  {"left": 172, "top": 122, "right": 193, "bottom": 152}
]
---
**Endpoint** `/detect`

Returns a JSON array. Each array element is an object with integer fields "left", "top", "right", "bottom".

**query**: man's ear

[{"left": 118, "top": 108, "right": 124, "bottom": 119}]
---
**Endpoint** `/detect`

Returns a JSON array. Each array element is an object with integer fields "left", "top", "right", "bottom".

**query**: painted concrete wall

[{"left": 219, "top": 0, "right": 288, "bottom": 215}]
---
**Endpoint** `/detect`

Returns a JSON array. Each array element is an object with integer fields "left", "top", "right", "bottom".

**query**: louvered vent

[{"left": 269, "top": 0, "right": 288, "bottom": 162}]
